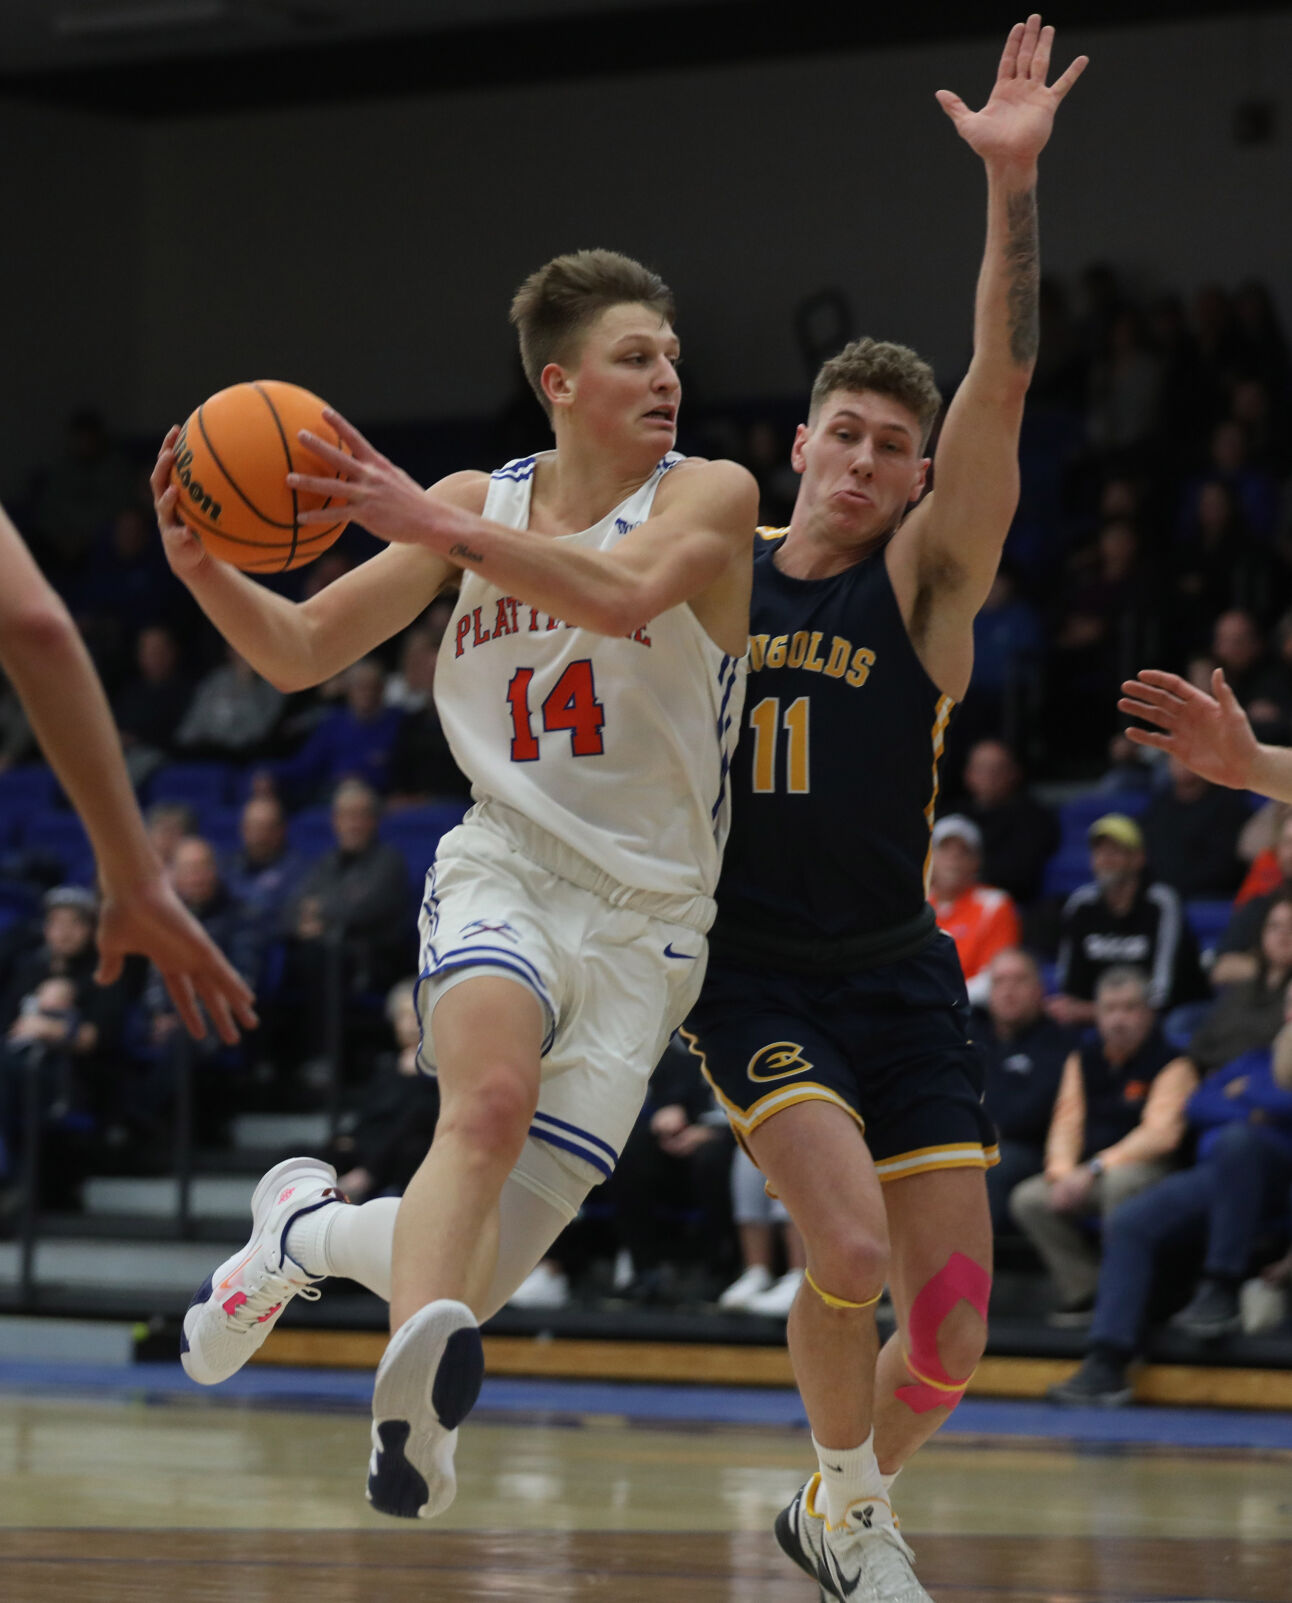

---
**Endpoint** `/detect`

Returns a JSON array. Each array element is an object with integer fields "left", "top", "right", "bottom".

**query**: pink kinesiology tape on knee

[{"left": 895, "top": 1251, "right": 991, "bottom": 1415}]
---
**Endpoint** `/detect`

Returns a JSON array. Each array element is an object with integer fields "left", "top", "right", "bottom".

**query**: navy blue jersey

[{"left": 710, "top": 530, "right": 955, "bottom": 970}]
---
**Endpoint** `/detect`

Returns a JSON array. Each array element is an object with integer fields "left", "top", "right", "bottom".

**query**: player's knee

[
  {"left": 925, "top": 1296, "right": 988, "bottom": 1381},
  {"left": 439, "top": 1068, "right": 535, "bottom": 1164},
  {"left": 811, "top": 1223, "right": 889, "bottom": 1305}
]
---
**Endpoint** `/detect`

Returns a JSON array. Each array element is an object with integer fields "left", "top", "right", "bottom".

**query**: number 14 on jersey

[{"left": 749, "top": 696, "right": 810, "bottom": 794}]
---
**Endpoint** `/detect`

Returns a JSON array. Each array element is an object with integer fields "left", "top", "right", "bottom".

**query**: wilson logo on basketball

[{"left": 747, "top": 1041, "right": 813, "bottom": 1083}]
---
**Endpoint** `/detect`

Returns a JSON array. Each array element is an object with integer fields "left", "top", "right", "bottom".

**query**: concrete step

[
  {"left": 0, "top": 1236, "right": 239, "bottom": 1293},
  {"left": 81, "top": 1175, "right": 255, "bottom": 1221},
  {"left": 229, "top": 1111, "right": 331, "bottom": 1152}
]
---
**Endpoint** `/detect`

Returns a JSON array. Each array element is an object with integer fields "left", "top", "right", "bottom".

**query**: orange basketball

[{"left": 169, "top": 380, "right": 350, "bottom": 573}]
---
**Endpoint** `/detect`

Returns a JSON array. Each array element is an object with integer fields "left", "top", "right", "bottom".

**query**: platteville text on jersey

[
  {"left": 454, "top": 597, "right": 652, "bottom": 656},
  {"left": 747, "top": 631, "right": 876, "bottom": 687}
]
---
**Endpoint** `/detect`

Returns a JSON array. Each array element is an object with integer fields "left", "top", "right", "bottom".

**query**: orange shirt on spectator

[{"left": 933, "top": 885, "right": 1022, "bottom": 1005}]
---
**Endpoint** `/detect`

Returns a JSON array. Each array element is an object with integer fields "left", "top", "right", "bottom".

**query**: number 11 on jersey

[{"left": 749, "top": 695, "right": 810, "bottom": 794}]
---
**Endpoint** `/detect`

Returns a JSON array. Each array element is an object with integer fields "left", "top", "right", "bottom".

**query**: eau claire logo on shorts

[{"left": 746, "top": 1040, "right": 813, "bottom": 1083}]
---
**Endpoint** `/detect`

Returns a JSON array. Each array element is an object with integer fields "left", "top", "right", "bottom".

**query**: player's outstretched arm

[
  {"left": 151, "top": 426, "right": 462, "bottom": 691},
  {"left": 1120, "top": 667, "right": 1292, "bottom": 800},
  {"left": 895, "top": 17, "right": 1087, "bottom": 665},
  {"left": 0, "top": 501, "right": 256, "bottom": 1042},
  {"left": 293, "top": 412, "right": 758, "bottom": 640}
]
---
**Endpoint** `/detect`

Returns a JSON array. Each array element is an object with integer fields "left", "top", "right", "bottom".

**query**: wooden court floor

[{"left": 2, "top": 1392, "right": 1290, "bottom": 1601}]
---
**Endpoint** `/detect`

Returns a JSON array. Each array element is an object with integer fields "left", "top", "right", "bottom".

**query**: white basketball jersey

[{"left": 434, "top": 451, "right": 746, "bottom": 909}]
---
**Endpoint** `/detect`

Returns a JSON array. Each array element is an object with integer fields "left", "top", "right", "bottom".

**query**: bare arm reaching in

[
  {"left": 1120, "top": 667, "right": 1292, "bottom": 801},
  {"left": 0, "top": 503, "right": 256, "bottom": 1041}
]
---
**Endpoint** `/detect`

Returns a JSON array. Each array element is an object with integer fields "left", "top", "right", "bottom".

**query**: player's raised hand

[
  {"left": 96, "top": 871, "right": 258, "bottom": 1045},
  {"left": 1118, "top": 667, "right": 1260, "bottom": 791},
  {"left": 935, "top": 14, "right": 1087, "bottom": 170},
  {"left": 151, "top": 425, "right": 210, "bottom": 581}
]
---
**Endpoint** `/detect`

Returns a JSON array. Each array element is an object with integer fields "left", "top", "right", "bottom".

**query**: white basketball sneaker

[
  {"left": 774, "top": 1474, "right": 934, "bottom": 1602},
  {"left": 180, "top": 1157, "right": 345, "bottom": 1386},
  {"left": 367, "top": 1299, "right": 485, "bottom": 1520}
]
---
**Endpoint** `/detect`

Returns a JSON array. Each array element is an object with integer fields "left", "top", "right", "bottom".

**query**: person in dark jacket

[
  {"left": 324, "top": 980, "right": 440, "bottom": 1203},
  {"left": 1185, "top": 893, "right": 1292, "bottom": 1076},
  {"left": 958, "top": 738, "right": 1059, "bottom": 905},
  {"left": 1049, "top": 994, "right": 1292, "bottom": 1405},
  {"left": 1142, "top": 755, "right": 1250, "bottom": 899},
  {"left": 1048, "top": 813, "right": 1209, "bottom": 1029},
  {"left": 978, "top": 948, "right": 1075, "bottom": 1233},
  {"left": 1011, "top": 965, "right": 1197, "bottom": 1321}
]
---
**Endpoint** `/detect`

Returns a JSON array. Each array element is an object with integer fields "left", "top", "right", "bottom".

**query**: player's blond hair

[
  {"left": 809, "top": 338, "right": 942, "bottom": 449},
  {"left": 510, "top": 249, "right": 675, "bottom": 417}
]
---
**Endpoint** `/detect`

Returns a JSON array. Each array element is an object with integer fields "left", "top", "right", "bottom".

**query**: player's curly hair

[
  {"left": 809, "top": 338, "right": 942, "bottom": 449},
  {"left": 510, "top": 249, "right": 675, "bottom": 417}
]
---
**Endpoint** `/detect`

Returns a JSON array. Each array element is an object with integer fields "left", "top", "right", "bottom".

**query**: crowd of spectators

[{"left": 1, "top": 266, "right": 1292, "bottom": 1376}]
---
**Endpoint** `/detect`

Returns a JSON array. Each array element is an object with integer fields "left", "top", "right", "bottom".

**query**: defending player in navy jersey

[{"left": 683, "top": 18, "right": 1086, "bottom": 1601}]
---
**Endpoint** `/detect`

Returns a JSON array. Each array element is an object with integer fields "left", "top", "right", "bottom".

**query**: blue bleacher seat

[
  {"left": 1057, "top": 791, "right": 1152, "bottom": 847},
  {"left": 1041, "top": 844, "right": 1093, "bottom": 901},
  {"left": 380, "top": 802, "right": 470, "bottom": 887},
  {"left": 0, "top": 765, "right": 58, "bottom": 812},
  {"left": 1186, "top": 898, "right": 1235, "bottom": 957},
  {"left": 146, "top": 762, "right": 237, "bottom": 810},
  {"left": 286, "top": 805, "right": 335, "bottom": 862},
  {"left": 22, "top": 814, "right": 94, "bottom": 885}
]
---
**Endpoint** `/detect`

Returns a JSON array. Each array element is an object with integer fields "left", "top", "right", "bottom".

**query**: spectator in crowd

[
  {"left": 30, "top": 409, "right": 137, "bottom": 576},
  {"left": 1086, "top": 310, "right": 1162, "bottom": 468},
  {"left": 1095, "top": 728, "right": 1161, "bottom": 796},
  {"left": 1232, "top": 796, "right": 1290, "bottom": 905},
  {"left": 1208, "top": 609, "right": 1292, "bottom": 740},
  {"left": 384, "top": 619, "right": 471, "bottom": 809},
  {"left": 0, "top": 887, "right": 125, "bottom": 1059},
  {"left": 957, "top": 737, "right": 1060, "bottom": 904},
  {"left": 1189, "top": 418, "right": 1281, "bottom": 544},
  {"left": 1050, "top": 520, "right": 1155, "bottom": 762},
  {"left": 600, "top": 1034, "right": 735, "bottom": 1305},
  {"left": 928, "top": 815, "right": 1021, "bottom": 1006},
  {"left": 1170, "top": 481, "right": 1274, "bottom": 658},
  {"left": 175, "top": 643, "right": 285, "bottom": 762},
  {"left": 1212, "top": 811, "right": 1292, "bottom": 985},
  {"left": 383, "top": 615, "right": 447, "bottom": 712},
  {"left": 1048, "top": 993, "right": 1292, "bottom": 1406},
  {"left": 1011, "top": 966, "right": 1196, "bottom": 1323},
  {"left": 717, "top": 1144, "right": 807, "bottom": 1315},
  {"left": 1048, "top": 813, "right": 1209, "bottom": 1029},
  {"left": 221, "top": 796, "right": 306, "bottom": 934},
  {"left": 1141, "top": 754, "right": 1249, "bottom": 899},
  {"left": 260, "top": 657, "right": 404, "bottom": 806},
  {"left": 978, "top": 948, "right": 1075, "bottom": 1235},
  {"left": 112, "top": 625, "right": 194, "bottom": 784},
  {"left": 1186, "top": 895, "right": 1292, "bottom": 1078},
  {"left": 0, "top": 975, "right": 86, "bottom": 1207},
  {"left": 0, "top": 670, "right": 35, "bottom": 773},
  {"left": 68, "top": 506, "right": 175, "bottom": 681},
  {"left": 963, "top": 570, "right": 1045, "bottom": 750},
  {"left": 0, "top": 887, "right": 128, "bottom": 1160},
  {"left": 283, "top": 780, "right": 412, "bottom": 1028},
  {"left": 322, "top": 979, "right": 440, "bottom": 1205},
  {"left": 144, "top": 801, "right": 197, "bottom": 873}
]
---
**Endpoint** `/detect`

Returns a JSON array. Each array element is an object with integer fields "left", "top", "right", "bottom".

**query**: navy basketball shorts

[{"left": 682, "top": 932, "right": 999, "bottom": 1183}]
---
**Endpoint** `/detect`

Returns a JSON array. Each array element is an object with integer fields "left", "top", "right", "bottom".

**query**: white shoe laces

[{"left": 224, "top": 1264, "right": 321, "bottom": 1332}]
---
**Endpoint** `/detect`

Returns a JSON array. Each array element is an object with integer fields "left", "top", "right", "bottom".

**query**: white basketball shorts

[{"left": 414, "top": 802, "right": 711, "bottom": 1191}]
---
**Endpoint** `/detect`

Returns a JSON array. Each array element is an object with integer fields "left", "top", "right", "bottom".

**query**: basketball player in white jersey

[{"left": 153, "top": 250, "right": 756, "bottom": 1519}]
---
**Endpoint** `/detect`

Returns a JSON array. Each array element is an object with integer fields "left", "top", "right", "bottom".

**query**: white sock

[
  {"left": 286, "top": 1196, "right": 399, "bottom": 1300},
  {"left": 881, "top": 1468, "right": 900, "bottom": 1497},
  {"left": 812, "top": 1430, "right": 885, "bottom": 1528}
]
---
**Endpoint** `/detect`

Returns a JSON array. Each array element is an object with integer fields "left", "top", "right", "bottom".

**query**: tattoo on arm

[
  {"left": 449, "top": 541, "right": 485, "bottom": 563},
  {"left": 1005, "top": 188, "right": 1039, "bottom": 368}
]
